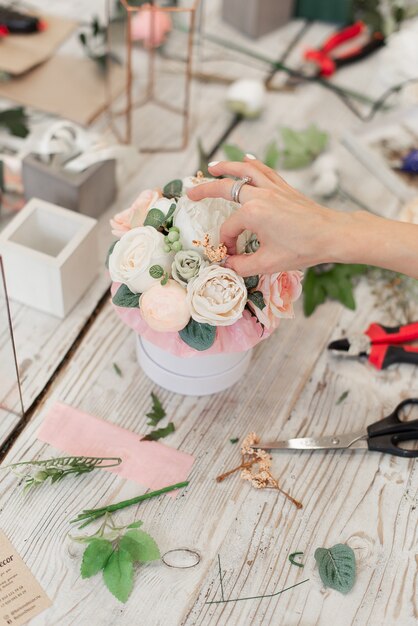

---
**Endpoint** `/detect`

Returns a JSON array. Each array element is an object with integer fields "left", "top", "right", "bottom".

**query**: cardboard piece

[
  {"left": 0, "top": 56, "right": 126, "bottom": 126},
  {"left": 0, "top": 13, "right": 77, "bottom": 76}
]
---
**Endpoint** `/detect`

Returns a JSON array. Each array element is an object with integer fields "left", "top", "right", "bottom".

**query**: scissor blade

[{"left": 254, "top": 431, "right": 368, "bottom": 451}]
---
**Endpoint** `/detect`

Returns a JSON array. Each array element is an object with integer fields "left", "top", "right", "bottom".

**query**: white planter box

[{"left": 0, "top": 198, "right": 98, "bottom": 318}]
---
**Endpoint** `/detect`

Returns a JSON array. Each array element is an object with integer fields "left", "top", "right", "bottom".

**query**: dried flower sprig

[
  {"left": 193, "top": 233, "right": 228, "bottom": 263},
  {"left": 216, "top": 432, "right": 302, "bottom": 509},
  {"left": 2, "top": 456, "right": 122, "bottom": 492}
]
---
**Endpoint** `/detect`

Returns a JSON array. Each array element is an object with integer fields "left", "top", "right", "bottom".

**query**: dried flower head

[
  {"left": 241, "top": 432, "right": 259, "bottom": 455},
  {"left": 193, "top": 233, "right": 228, "bottom": 263}
]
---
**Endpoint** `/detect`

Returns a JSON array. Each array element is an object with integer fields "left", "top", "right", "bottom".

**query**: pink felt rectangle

[{"left": 37, "top": 402, "right": 194, "bottom": 492}]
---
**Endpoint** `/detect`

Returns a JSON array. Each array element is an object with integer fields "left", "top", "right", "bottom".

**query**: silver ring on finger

[{"left": 230, "top": 176, "right": 252, "bottom": 204}]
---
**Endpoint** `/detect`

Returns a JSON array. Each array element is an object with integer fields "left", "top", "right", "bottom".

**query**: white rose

[
  {"left": 187, "top": 265, "right": 247, "bottom": 326},
  {"left": 173, "top": 196, "right": 238, "bottom": 254},
  {"left": 226, "top": 79, "right": 266, "bottom": 119},
  {"left": 109, "top": 226, "right": 173, "bottom": 293}
]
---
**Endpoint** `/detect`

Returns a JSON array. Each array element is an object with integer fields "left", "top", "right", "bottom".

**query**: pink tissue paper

[{"left": 37, "top": 402, "right": 194, "bottom": 492}]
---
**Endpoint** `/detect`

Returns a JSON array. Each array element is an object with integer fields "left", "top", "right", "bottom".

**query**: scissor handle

[
  {"left": 365, "top": 322, "right": 418, "bottom": 344},
  {"left": 367, "top": 398, "right": 418, "bottom": 437},
  {"left": 367, "top": 431, "right": 418, "bottom": 458}
]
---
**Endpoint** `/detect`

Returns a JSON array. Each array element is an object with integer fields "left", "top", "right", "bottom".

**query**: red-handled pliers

[
  {"left": 298, "top": 21, "right": 385, "bottom": 79},
  {"left": 328, "top": 322, "right": 418, "bottom": 370}
]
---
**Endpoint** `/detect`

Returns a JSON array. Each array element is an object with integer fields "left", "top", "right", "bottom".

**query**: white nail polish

[
  {"left": 245, "top": 153, "right": 256, "bottom": 160},
  {"left": 208, "top": 161, "right": 219, "bottom": 167}
]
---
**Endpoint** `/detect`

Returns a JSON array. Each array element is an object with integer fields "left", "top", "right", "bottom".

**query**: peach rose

[
  {"left": 110, "top": 188, "right": 162, "bottom": 238},
  {"left": 130, "top": 4, "right": 172, "bottom": 49},
  {"left": 139, "top": 280, "right": 190, "bottom": 332},
  {"left": 249, "top": 271, "right": 303, "bottom": 328}
]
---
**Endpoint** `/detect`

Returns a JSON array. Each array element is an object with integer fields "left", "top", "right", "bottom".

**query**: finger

[
  {"left": 224, "top": 250, "right": 267, "bottom": 277},
  {"left": 187, "top": 177, "right": 260, "bottom": 204},
  {"left": 219, "top": 210, "right": 250, "bottom": 255},
  {"left": 243, "top": 154, "right": 285, "bottom": 185},
  {"left": 207, "top": 160, "right": 274, "bottom": 188}
]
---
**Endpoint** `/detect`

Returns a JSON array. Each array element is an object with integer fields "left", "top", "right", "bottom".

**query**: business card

[{"left": 0, "top": 531, "right": 51, "bottom": 626}]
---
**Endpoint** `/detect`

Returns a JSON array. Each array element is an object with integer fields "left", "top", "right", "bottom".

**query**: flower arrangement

[{"left": 107, "top": 173, "right": 303, "bottom": 356}]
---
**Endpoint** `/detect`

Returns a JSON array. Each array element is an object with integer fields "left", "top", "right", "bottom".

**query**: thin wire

[{"left": 218, "top": 554, "right": 225, "bottom": 601}]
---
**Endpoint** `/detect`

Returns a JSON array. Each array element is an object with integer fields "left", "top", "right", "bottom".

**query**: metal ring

[
  {"left": 161, "top": 548, "right": 201, "bottom": 569},
  {"left": 230, "top": 176, "right": 252, "bottom": 204}
]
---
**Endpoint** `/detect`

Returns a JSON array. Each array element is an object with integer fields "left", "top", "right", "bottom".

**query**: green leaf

[
  {"left": 314, "top": 544, "right": 356, "bottom": 594},
  {"left": 149, "top": 265, "right": 164, "bottom": 279},
  {"left": 336, "top": 390, "right": 349, "bottom": 405},
  {"left": 79, "top": 31, "right": 87, "bottom": 46},
  {"left": 303, "top": 269, "right": 326, "bottom": 317},
  {"left": 230, "top": 437, "right": 239, "bottom": 444},
  {"left": 264, "top": 141, "right": 280, "bottom": 169},
  {"left": 127, "top": 521, "right": 143, "bottom": 529},
  {"left": 280, "top": 124, "right": 328, "bottom": 169},
  {"left": 146, "top": 392, "right": 166, "bottom": 426},
  {"left": 0, "top": 107, "right": 29, "bottom": 138},
  {"left": 163, "top": 179, "right": 183, "bottom": 199},
  {"left": 165, "top": 203, "right": 176, "bottom": 223},
  {"left": 105, "top": 240, "right": 117, "bottom": 269},
  {"left": 144, "top": 208, "right": 165, "bottom": 229},
  {"left": 179, "top": 319, "right": 216, "bottom": 351},
  {"left": 112, "top": 284, "right": 141, "bottom": 308},
  {"left": 160, "top": 272, "right": 169, "bottom": 286},
  {"left": 81, "top": 539, "right": 113, "bottom": 579},
  {"left": 248, "top": 290, "right": 266, "bottom": 310},
  {"left": 103, "top": 547, "right": 134, "bottom": 603},
  {"left": 120, "top": 529, "right": 160, "bottom": 563},
  {"left": 141, "top": 422, "right": 175, "bottom": 442},
  {"left": 113, "top": 362, "right": 122, "bottom": 377},
  {"left": 222, "top": 144, "right": 246, "bottom": 162},
  {"left": 244, "top": 275, "right": 259, "bottom": 290}
]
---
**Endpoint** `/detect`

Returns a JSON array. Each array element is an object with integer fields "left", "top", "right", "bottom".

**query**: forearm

[{"left": 331, "top": 210, "right": 418, "bottom": 278}]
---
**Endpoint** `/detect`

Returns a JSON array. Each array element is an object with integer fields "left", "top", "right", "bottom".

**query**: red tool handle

[
  {"left": 369, "top": 344, "right": 418, "bottom": 370},
  {"left": 321, "top": 21, "right": 365, "bottom": 53},
  {"left": 365, "top": 322, "right": 418, "bottom": 345}
]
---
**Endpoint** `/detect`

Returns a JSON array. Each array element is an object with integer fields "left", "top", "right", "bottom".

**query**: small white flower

[
  {"left": 173, "top": 196, "right": 238, "bottom": 254},
  {"left": 226, "top": 79, "right": 266, "bottom": 119},
  {"left": 187, "top": 265, "right": 247, "bottom": 326},
  {"left": 109, "top": 226, "right": 173, "bottom": 293}
]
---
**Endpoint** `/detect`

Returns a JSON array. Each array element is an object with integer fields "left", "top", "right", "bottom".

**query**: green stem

[{"left": 70, "top": 481, "right": 189, "bottom": 526}]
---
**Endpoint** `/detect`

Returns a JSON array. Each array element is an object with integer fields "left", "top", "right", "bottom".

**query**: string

[{"left": 205, "top": 554, "right": 310, "bottom": 605}]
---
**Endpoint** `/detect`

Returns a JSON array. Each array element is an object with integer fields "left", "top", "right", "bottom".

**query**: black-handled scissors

[{"left": 253, "top": 399, "right": 418, "bottom": 459}]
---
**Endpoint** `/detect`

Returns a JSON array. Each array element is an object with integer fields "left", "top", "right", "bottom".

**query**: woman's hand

[{"left": 187, "top": 156, "right": 418, "bottom": 279}]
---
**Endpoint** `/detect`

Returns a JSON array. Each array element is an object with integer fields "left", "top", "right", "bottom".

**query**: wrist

[{"left": 327, "top": 210, "right": 376, "bottom": 265}]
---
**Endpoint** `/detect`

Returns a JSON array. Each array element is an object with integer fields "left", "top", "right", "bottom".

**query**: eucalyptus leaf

[
  {"left": 103, "top": 548, "right": 134, "bottom": 603},
  {"left": 81, "top": 539, "right": 113, "bottom": 578},
  {"left": 244, "top": 275, "right": 259, "bottom": 290},
  {"left": 144, "top": 208, "right": 165, "bottom": 229},
  {"left": 222, "top": 144, "right": 246, "bottom": 162},
  {"left": 179, "top": 319, "right": 216, "bottom": 351},
  {"left": 120, "top": 529, "right": 160, "bottom": 563},
  {"left": 248, "top": 290, "right": 266, "bottom": 310},
  {"left": 105, "top": 240, "right": 117, "bottom": 269},
  {"left": 112, "top": 284, "right": 140, "bottom": 308},
  {"left": 280, "top": 124, "right": 328, "bottom": 169},
  {"left": 165, "top": 202, "right": 177, "bottom": 223},
  {"left": 149, "top": 265, "right": 164, "bottom": 279},
  {"left": 163, "top": 179, "right": 183, "bottom": 199},
  {"left": 314, "top": 544, "right": 356, "bottom": 594}
]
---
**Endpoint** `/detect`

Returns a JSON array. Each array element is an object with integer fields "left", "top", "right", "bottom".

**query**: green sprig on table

[{"left": 141, "top": 392, "right": 175, "bottom": 441}]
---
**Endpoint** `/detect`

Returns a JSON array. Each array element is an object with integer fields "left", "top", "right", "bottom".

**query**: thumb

[{"left": 224, "top": 251, "right": 265, "bottom": 277}]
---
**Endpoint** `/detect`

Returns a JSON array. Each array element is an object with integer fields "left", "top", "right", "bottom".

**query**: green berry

[
  {"left": 171, "top": 240, "right": 182, "bottom": 252},
  {"left": 170, "top": 226, "right": 180, "bottom": 233},
  {"left": 168, "top": 230, "right": 180, "bottom": 243},
  {"left": 164, "top": 235, "right": 170, "bottom": 243},
  {"left": 163, "top": 244, "right": 171, "bottom": 253}
]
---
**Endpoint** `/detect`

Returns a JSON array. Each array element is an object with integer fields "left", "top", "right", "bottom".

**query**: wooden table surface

[{"left": 0, "top": 2, "right": 416, "bottom": 625}]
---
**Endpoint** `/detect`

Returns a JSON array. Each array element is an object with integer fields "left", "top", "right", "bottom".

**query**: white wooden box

[{"left": 0, "top": 198, "right": 98, "bottom": 318}]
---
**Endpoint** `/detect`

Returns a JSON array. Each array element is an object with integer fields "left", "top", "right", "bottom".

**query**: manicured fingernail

[
  {"left": 245, "top": 153, "right": 256, "bottom": 160},
  {"left": 208, "top": 161, "right": 219, "bottom": 167}
]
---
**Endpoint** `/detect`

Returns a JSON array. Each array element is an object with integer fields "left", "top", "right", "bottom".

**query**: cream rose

[
  {"left": 173, "top": 196, "right": 238, "bottom": 254},
  {"left": 109, "top": 226, "right": 173, "bottom": 294},
  {"left": 248, "top": 271, "right": 303, "bottom": 328},
  {"left": 172, "top": 250, "right": 207, "bottom": 286},
  {"left": 110, "top": 188, "right": 162, "bottom": 238},
  {"left": 140, "top": 280, "right": 190, "bottom": 332},
  {"left": 187, "top": 265, "right": 247, "bottom": 326}
]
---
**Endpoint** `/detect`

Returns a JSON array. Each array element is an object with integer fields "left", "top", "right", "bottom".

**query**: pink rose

[
  {"left": 110, "top": 188, "right": 162, "bottom": 238},
  {"left": 249, "top": 271, "right": 303, "bottom": 328},
  {"left": 130, "top": 4, "right": 172, "bottom": 49},
  {"left": 139, "top": 280, "right": 190, "bottom": 332}
]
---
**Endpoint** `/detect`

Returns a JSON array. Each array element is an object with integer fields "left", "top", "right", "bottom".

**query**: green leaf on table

[
  {"left": 314, "top": 544, "right": 356, "bottom": 594},
  {"left": 146, "top": 392, "right": 166, "bottom": 426},
  {"left": 127, "top": 521, "right": 143, "bottom": 529},
  {"left": 244, "top": 275, "right": 259, "bottom": 290},
  {"left": 149, "top": 265, "right": 164, "bottom": 279},
  {"left": 103, "top": 547, "right": 134, "bottom": 603},
  {"left": 81, "top": 539, "right": 113, "bottom": 578},
  {"left": 112, "top": 284, "right": 141, "bottom": 308},
  {"left": 230, "top": 437, "right": 239, "bottom": 444},
  {"left": 179, "top": 319, "right": 216, "bottom": 351},
  {"left": 0, "top": 107, "right": 29, "bottom": 138},
  {"left": 141, "top": 422, "right": 175, "bottom": 442},
  {"left": 280, "top": 124, "right": 328, "bottom": 169},
  {"left": 120, "top": 529, "right": 161, "bottom": 563},
  {"left": 248, "top": 290, "right": 266, "bottom": 310},
  {"left": 113, "top": 362, "right": 122, "bottom": 377},
  {"left": 163, "top": 179, "right": 183, "bottom": 199},
  {"left": 264, "top": 140, "right": 280, "bottom": 169},
  {"left": 144, "top": 208, "right": 165, "bottom": 229},
  {"left": 105, "top": 240, "right": 118, "bottom": 269},
  {"left": 222, "top": 144, "right": 246, "bottom": 162},
  {"left": 336, "top": 390, "right": 349, "bottom": 405}
]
